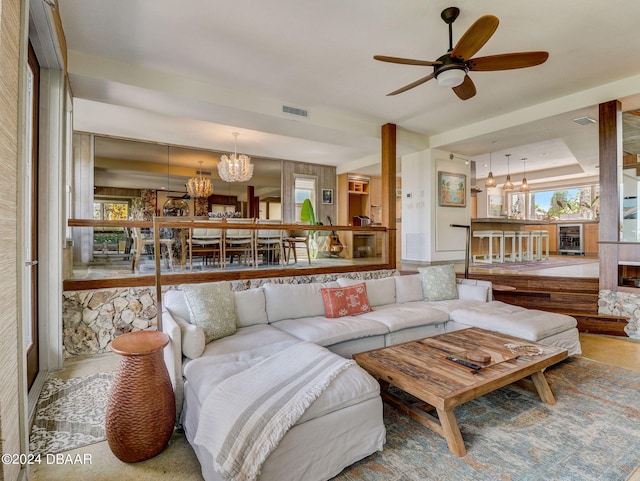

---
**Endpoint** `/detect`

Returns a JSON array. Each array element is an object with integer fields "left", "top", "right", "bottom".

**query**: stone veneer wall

[
  {"left": 599, "top": 290, "right": 640, "bottom": 339},
  {"left": 63, "top": 269, "right": 398, "bottom": 357}
]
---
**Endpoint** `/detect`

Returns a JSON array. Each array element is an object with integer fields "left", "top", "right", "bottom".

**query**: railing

[{"left": 66, "top": 217, "right": 393, "bottom": 291}]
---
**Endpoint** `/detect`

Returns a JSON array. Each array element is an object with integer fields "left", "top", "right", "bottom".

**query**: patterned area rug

[
  {"left": 333, "top": 357, "right": 640, "bottom": 481},
  {"left": 29, "top": 372, "right": 114, "bottom": 455},
  {"left": 472, "top": 257, "right": 596, "bottom": 272}
]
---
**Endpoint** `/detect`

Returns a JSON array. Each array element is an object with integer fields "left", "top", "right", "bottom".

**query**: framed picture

[
  {"left": 488, "top": 194, "right": 504, "bottom": 217},
  {"left": 322, "top": 188, "right": 333, "bottom": 205},
  {"left": 438, "top": 171, "right": 466, "bottom": 207}
]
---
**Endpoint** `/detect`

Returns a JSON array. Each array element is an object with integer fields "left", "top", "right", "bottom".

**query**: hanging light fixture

[
  {"left": 520, "top": 157, "right": 530, "bottom": 192},
  {"left": 186, "top": 160, "right": 213, "bottom": 198},
  {"left": 485, "top": 152, "right": 497, "bottom": 188},
  {"left": 217, "top": 132, "right": 254, "bottom": 183},
  {"left": 503, "top": 154, "right": 514, "bottom": 191}
]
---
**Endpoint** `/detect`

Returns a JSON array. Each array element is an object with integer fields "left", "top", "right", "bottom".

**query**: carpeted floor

[
  {"left": 333, "top": 357, "right": 640, "bottom": 481},
  {"left": 29, "top": 372, "right": 114, "bottom": 455},
  {"left": 29, "top": 357, "right": 640, "bottom": 481}
]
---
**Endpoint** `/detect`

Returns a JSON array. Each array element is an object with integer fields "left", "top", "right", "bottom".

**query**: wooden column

[
  {"left": 247, "top": 186, "right": 256, "bottom": 218},
  {"left": 598, "top": 100, "right": 621, "bottom": 291},
  {"left": 381, "top": 123, "right": 397, "bottom": 268},
  {"left": 599, "top": 100, "right": 621, "bottom": 243}
]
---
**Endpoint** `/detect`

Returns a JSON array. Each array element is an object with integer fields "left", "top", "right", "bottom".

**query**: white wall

[
  {"left": 400, "top": 148, "right": 470, "bottom": 263},
  {"left": 432, "top": 149, "right": 469, "bottom": 262}
]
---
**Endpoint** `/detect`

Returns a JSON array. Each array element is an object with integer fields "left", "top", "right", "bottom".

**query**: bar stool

[
  {"left": 502, "top": 231, "right": 517, "bottom": 262},
  {"left": 513, "top": 231, "right": 533, "bottom": 262},
  {"left": 473, "top": 230, "right": 504, "bottom": 264},
  {"left": 529, "top": 230, "right": 550, "bottom": 260}
]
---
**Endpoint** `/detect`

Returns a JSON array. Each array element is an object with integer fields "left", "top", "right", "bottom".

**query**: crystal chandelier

[
  {"left": 186, "top": 160, "right": 213, "bottom": 198},
  {"left": 217, "top": 132, "right": 254, "bottom": 182}
]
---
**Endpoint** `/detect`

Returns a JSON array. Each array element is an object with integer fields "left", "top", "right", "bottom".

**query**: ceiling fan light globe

[{"left": 436, "top": 68, "right": 466, "bottom": 88}]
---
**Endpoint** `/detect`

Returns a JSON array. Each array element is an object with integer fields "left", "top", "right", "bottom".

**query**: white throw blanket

[{"left": 194, "top": 341, "right": 355, "bottom": 481}]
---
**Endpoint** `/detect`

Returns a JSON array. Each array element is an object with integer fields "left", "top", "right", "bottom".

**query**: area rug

[
  {"left": 472, "top": 257, "right": 596, "bottom": 272},
  {"left": 333, "top": 357, "right": 640, "bottom": 481},
  {"left": 29, "top": 372, "right": 114, "bottom": 455}
]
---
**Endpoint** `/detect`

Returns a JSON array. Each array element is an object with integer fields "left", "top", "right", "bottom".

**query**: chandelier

[
  {"left": 186, "top": 160, "right": 213, "bottom": 198},
  {"left": 217, "top": 132, "right": 254, "bottom": 183}
]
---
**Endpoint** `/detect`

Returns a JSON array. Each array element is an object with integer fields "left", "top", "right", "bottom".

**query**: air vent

[
  {"left": 282, "top": 104, "right": 309, "bottom": 118},
  {"left": 196, "top": 170, "right": 212, "bottom": 176},
  {"left": 572, "top": 116, "right": 597, "bottom": 126}
]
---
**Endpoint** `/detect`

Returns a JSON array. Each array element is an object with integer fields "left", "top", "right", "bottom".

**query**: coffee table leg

[
  {"left": 530, "top": 371, "right": 556, "bottom": 404},
  {"left": 436, "top": 408, "right": 466, "bottom": 457}
]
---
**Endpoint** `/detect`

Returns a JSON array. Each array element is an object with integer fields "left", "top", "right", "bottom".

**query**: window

[
  {"left": 507, "top": 185, "right": 599, "bottom": 221},
  {"left": 93, "top": 200, "right": 130, "bottom": 255},
  {"left": 294, "top": 177, "right": 316, "bottom": 222}
]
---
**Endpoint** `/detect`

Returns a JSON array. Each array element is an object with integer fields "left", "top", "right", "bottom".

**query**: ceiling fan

[{"left": 374, "top": 7, "right": 549, "bottom": 100}]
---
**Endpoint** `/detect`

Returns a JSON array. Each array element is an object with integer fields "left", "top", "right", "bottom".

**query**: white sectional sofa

[{"left": 161, "top": 270, "right": 581, "bottom": 481}]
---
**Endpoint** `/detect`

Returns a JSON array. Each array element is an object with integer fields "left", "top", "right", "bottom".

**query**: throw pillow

[
  {"left": 182, "top": 281, "right": 236, "bottom": 343},
  {"left": 417, "top": 264, "right": 459, "bottom": 301},
  {"left": 457, "top": 283, "right": 490, "bottom": 302},
  {"left": 394, "top": 274, "right": 423, "bottom": 303},
  {"left": 321, "top": 283, "right": 373, "bottom": 318}
]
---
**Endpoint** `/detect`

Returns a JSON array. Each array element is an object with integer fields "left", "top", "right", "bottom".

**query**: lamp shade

[{"left": 485, "top": 172, "right": 497, "bottom": 188}]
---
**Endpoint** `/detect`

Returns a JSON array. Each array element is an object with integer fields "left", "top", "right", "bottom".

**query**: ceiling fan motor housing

[{"left": 434, "top": 54, "right": 467, "bottom": 87}]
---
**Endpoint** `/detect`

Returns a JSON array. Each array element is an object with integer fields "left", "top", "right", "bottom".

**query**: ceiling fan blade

[
  {"left": 469, "top": 51, "right": 549, "bottom": 71},
  {"left": 450, "top": 15, "right": 499, "bottom": 61},
  {"left": 374, "top": 55, "right": 441, "bottom": 67},
  {"left": 629, "top": 111, "right": 640, "bottom": 117},
  {"left": 452, "top": 75, "right": 476, "bottom": 100},
  {"left": 387, "top": 73, "right": 435, "bottom": 96}
]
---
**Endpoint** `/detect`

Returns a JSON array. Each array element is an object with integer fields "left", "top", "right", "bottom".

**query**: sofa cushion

[
  {"left": 418, "top": 265, "right": 458, "bottom": 301},
  {"left": 182, "top": 281, "right": 236, "bottom": 343},
  {"left": 164, "top": 288, "right": 191, "bottom": 322},
  {"left": 395, "top": 274, "right": 423, "bottom": 304},
  {"left": 270, "top": 315, "right": 389, "bottom": 347},
  {"left": 359, "top": 304, "right": 450, "bottom": 331},
  {"left": 321, "top": 283, "right": 372, "bottom": 318},
  {"left": 234, "top": 288, "right": 268, "bottom": 327},
  {"left": 262, "top": 282, "right": 339, "bottom": 322},
  {"left": 449, "top": 301, "right": 578, "bottom": 341},
  {"left": 457, "top": 283, "right": 489, "bottom": 302},
  {"left": 336, "top": 277, "right": 396, "bottom": 307}
]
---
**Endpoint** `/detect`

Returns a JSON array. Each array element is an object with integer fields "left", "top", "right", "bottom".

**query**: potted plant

[{"left": 300, "top": 199, "right": 319, "bottom": 258}]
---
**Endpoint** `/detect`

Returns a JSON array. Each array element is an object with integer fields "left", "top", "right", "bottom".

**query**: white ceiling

[{"left": 56, "top": 0, "right": 640, "bottom": 190}]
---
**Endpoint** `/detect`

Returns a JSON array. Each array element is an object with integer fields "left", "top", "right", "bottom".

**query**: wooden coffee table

[{"left": 353, "top": 327, "right": 567, "bottom": 456}]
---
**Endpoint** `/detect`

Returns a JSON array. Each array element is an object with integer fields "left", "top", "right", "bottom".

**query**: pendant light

[
  {"left": 520, "top": 157, "right": 530, "bottom": 192},
  {"left": 186, "top": 160, "right": 214, "bottom": 198},
  {"left": 218, "top": 132, "right": 254, "bottom": 183},
  {"left": 503, "top": 154, "right": 514, "bottom": 191},
  {"left": 485, "top": 152, "right": 497, "bottom": 188}
]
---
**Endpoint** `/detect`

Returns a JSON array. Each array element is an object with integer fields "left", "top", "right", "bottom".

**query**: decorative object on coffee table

[{"left": 106, "top": 331, "right": 176, "bottom": 463}]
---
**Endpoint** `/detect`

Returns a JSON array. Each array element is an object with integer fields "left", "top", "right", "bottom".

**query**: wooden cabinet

[
  {"left": 338, "top": 173, "right": 379, "bottom": 258},
  {"left": 584, "top": 223, "right": 599, "bottom": 256}
]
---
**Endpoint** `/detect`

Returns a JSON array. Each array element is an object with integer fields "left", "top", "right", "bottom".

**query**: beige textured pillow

[
  {"left": 417, "top": 264, "right": 459, "bottom": 301},
  {"left": 182, "top": 282, "right": 236, "bottom": 343}
]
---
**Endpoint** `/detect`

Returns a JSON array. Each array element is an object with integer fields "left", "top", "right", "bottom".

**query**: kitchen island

[{"left": 471, "top": 218, "right": 599, "bottom": 259}]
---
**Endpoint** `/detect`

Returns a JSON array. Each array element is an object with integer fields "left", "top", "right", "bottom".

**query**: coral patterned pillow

[{"left": 321, "top": 283, "right": 372, "bottom": 318}]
